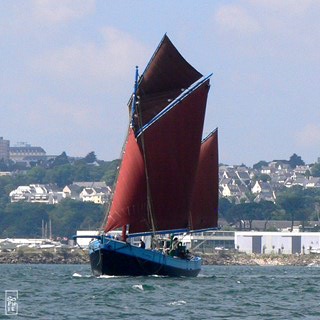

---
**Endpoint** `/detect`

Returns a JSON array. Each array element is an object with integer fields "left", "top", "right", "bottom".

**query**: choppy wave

[
  {"left": 132, "top": 284, "right": 144, "bottom": 291},
  {"left": 307, "top": 262, "right": 320, "bottom": 267},
  {"left": 168, "top": 300, "right": 187, "bottom": 306},
  {"left": 2, "top": 264, "right": 320, "bottom": 319}
]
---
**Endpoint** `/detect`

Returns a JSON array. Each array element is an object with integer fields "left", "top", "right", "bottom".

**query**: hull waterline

[{"left": 89, "top": 238, "right": 201, "bottom": 277}]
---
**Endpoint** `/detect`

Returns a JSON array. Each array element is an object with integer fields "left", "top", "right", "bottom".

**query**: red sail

[
  {"left": 132, "top": 35, "right": 203, "bottom": 129},
  {"left": 104, "top": 35, "right": 217, "bottom": 236},
  {"left": 104, "top": 128, "right": 148, "bottom": 233},
  {"left": 138, "top": 35, "right": 202, "bottom": 96},
  {"left": 134, "top": 81, "right": 210, "bottom": 233},
  {"left": 190, "top": 129, "right": 219, "bottom": 230}
]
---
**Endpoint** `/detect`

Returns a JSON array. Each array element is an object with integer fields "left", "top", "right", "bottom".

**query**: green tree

[
  {"left": 305, "top": 169, "right": 311, "bottom": 179},
  {"left": 277, "top": 186, "right": 311, "bottom": 231},
  {"left": 253, "top": 160, "right": 268, "bottom": 170},
  {"left": 243, "top": 203, "right": 261, "bottom": 229},
  {"left": 102, "top": 159, "right": 120, "bottom": 186},
  {"left": 0, "top": 159, "right": 8, "bottom": 171},
  {"left": 218, "top": 198, "right": 235, "bottom": 223},
  {"left": 223, "top": 203, "right": 251, "bottom": 230},
  {"left": 50, "top": 152, "right": 70, "bottom": 167},
  {"left": 46, "top": 165, "right": 74, "bottom": 187},
  {"left": 26, "top": 166, "right": 47, "bottom": 184},
  {"left": 311, "top": 163, "right": 320, "bottom": 177},
  {"left": 73, "top": 163, "right": 90, "bottom": 181},
  {"left": 288, "top": 153, "right": 305, "bottom": 169},
  {"left": 0, "top": 203, "right": 50, "bottom": 238},
  {"left": 258, "top": 200, "right": 278, "bottom": 230},
  {"left": 49, "top": 199, "right": 104, "bottom": 237},
  {"left": 84, "top": 151, "right": 97, "bottom": 164}
]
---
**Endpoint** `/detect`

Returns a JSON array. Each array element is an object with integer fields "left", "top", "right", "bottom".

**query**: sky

[{"left": 1, "top": 0, "right": 320, "bottom": 166}]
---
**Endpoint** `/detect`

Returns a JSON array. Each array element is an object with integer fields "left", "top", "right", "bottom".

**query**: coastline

[
  {"left": 0, "top": 247, "right": 89, "bottom": 264},
  {"left": 200, "top": 251, "right": 320, "bottom": 266},
  {"left": 1, "top": 248, "right": 320, "bottom": 266}
]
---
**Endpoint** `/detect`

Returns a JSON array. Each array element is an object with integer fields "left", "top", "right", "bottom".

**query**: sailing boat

[{"left": 86, "top": 35, "right": 218, "bottom": 277}]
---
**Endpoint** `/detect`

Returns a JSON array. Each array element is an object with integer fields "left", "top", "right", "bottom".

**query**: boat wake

[
  {"left": 168, "top": 300, "right": 187, "bottom": 306},
  {"left": 72, "top": 272, "right": 93, "bottom": 278},
  {"left": 307, "top": 262, "right": 320, "bottom": 268},
  {"left": 97, "top": 274, "right": 123, "bottom": 279},
  {"left": 198, "top": 273, "right": 217, "bottom": 279}
]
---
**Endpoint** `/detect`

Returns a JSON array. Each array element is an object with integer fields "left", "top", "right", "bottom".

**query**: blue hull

[{"left": 89, "top": 238, "right": 201, "bottom": 277}]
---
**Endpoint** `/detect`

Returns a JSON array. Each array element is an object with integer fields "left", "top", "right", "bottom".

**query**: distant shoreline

[
  {"left": 0, "top": 247, "right": 89, "bottom": 264},
  {"left": 1, "top": 248, "right": 320, "bottom": 266},
  {"left": 200, "top": 251, "right": 320, "bottom": 266}
]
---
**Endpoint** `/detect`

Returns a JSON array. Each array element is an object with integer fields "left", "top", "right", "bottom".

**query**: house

[
  {"left": 254, "top": 191, "right": 276, "bottom": 203},
  {"left": 261, "top": 166, "right": 273, "bottom": 175},
  {"left": 270, "top": 172, "right": 290, "bottom": 185},
  {"left": 10, "top": 143, "right": 46, "bottom": 161},
  {"left": 251, "top": 181, "right": 273, "bottom": 194},
  {"left": 9, "top": 186, "right": 32, "bottom": 202},
  {"left": 293, "top": 165, "right": 310, "bottom": 175},
  {"left": 284, "top": 176, "right": 309, "bottom": 188},
  {"left": 80, "top": 187, "right": 111, "bottom": 204},
  {"left": 305, "top": 177, "right": 320, "bottom": 189},
  {"left": 221, "top": 167, "right": 239, "bottom": 180},
  {"left": 0, "top": 171, "right": 12, "bottom": 176},
  {"left": 9, "top": 184, "right": 61, "bottom": 204},
  {"left": 220, "top": 181, "right": 249, "bottom": 203},
  {"left": 236, "top": 171, "right": 251, "bottom": 186},
  {"left": 62, "top": 185, "right": 82, "bottom": 200},
  {"left": 63, "top": 182, "right": 111, "bottom": 203},
  {"left": 269, "top": 161, "right": 291, "bottom": 171}
]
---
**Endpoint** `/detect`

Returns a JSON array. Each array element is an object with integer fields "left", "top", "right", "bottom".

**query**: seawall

[
  {"left": 1, "top": 248, "right": 320, "bottom": 266},
  {"left": 200, "top": 251, "right": 320, "bottom": 266},
  {"left": 0, "top": 248, "right": 89, "bottom": 264}
]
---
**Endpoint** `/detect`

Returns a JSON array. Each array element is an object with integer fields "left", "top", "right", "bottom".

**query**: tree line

[
  {"left": 220, "top": 186, "right": 320, "bottom": 231},
  {"left": 1, "top": 151, "right": 320, "bottom": 238},
  {"left": 0, "top": 152, "right": 118, "bottom": 238}
]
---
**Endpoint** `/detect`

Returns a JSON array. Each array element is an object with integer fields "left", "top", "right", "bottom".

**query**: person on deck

[
  {"left": 169, "top": 237, "right": 179, "bottom": 256},
  {"left": 139, "top": 239, "right": 146, "bottom": 249},
  {"left": 172, "top": 237, "right": 179, "bottom": 250}
]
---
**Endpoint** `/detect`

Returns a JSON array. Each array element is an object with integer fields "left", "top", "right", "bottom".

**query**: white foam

[
  {"left": 168, "top": 300, "right": 187, "bottom": 306},
  {"left": 132, "top": 284, "right": 144, "bottom": 291},
  {"left": 72, "top": 272, "right": 82, "bottom": 278},
  {"left": 98, "top": 275, "right": 119, "bottom": 279},
  {"left": 307, "top": 262, "right": 320, "bottom": 267},
  {"left": 72, "top": 272, "right": 92, "bottom": 278}
]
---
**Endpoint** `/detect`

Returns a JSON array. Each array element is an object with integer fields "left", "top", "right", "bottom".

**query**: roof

[
  {"left": 72, "top": 181, "right": 107, "bottom": 188},
  {"left": 10, "top": 146, "right": 46, "bottom": 153}
]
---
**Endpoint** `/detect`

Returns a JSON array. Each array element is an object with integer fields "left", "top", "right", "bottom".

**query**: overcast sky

[{"left": 1, "top": 1, "right": 320, "bottom": 166}]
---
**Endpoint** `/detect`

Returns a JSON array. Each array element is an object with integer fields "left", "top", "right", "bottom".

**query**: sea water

[{"left": 1, "top": 264, "right": 320, "bottom": 319}]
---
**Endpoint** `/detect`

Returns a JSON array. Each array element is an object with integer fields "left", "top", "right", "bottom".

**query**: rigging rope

[
  {"left": 135, "top": 92, "right": 157, "bottom": 236},
  {"left": 99, "top": 129, "right": 130, "bottom": 233}
]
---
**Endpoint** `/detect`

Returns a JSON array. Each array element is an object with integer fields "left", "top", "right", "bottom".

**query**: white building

[
  {"left": 79, "top": 187, "right": 110, "bottom": 204},
  {"left": 9, "top": 184, "right": 61, "bottom": 204},
  {"left": 235, "top": 231, "right": 320, "bottom": 254}
]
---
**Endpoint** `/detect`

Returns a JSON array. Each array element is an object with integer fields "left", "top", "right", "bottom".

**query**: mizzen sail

[{"left": 190, "top": 129, "right": 219, "bottom": 231}]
